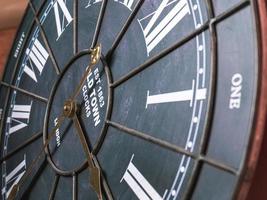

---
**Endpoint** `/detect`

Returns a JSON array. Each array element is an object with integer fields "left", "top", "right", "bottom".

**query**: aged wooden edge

[
  {"left": 0, "top": 0, "right": 28, "bottom": 30},
  {"left": 0, "top": 1, "right": 28, "bottom": 79},
  {"left": 236, "top": 0, "right": 267, "bottom": 199}
]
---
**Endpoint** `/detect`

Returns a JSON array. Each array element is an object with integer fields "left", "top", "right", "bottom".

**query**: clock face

[{"left": 0, "top": 0, "right": 260, "bottom": 199}]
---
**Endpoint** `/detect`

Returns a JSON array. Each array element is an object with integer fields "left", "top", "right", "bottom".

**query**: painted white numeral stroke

[
  {"left": 86, "top": 0, "right": 102, "bottom": 8},
  {"left": 114, "top": 0, "right": 135, "bottom": 10},
  {"left": 24, "top": 39, "right": 49, "bottom": 82},
  {"left": 53, "top": 0, "right": 73, "bottom": 40},
  {"left": 86, "top": 0, "right": 134, "bottom": 10},
  {"left": 146, "top": 80, "right": 206, "bottom": 108},
  {"left": 8, "top": 102, "right": 32, "bottom": 135},
  {"left": 1, "top": 155, "right": 26, "bottom": 198},
  {"left": 121, "top": 155, "right": 163, "bottom": 200},
  {"left": 139, "top": 0, "right": 190, "bottom": 55}
]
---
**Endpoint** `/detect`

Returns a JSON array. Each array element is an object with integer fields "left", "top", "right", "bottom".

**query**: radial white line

[
  {"left": 146, "top": 81, "right": 207, "bottom": 108},
  {"left": 122, "top": 172, "right": 151, "bottom": 200},
  {"left": 121, "top": 155, "right": 163, "bottom": 200}
]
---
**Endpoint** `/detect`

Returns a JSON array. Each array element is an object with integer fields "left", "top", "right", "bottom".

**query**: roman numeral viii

[
  {"left": 8, "top": 102, "right": 32, "bottom": 135},
  {"left": 53, "top": 0, "right": 73, "bottom": 40},
  {"left": 23, "top": 38, "right": 49, "bottom": 83},
  {"left": 139, "top": 0, "right": 190, "bottom": 55},
  {"left": 121, "top": 155, "right": 163, "bottom": 200}
]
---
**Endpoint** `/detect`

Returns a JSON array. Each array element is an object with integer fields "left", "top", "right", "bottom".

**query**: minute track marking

[
  {"left": 109, "top": 0, "right": 250, "bottom": 89},
  {"left": 106, "top": 120, "right": 237, "bottom": 175},
  {"left": 0, "top": 82, "right": 48, "bottom": 103},
  {"left": 182, "top": 0, "right": 216, "bottom": 198},
  {"left": 0, "top": 131, "right": 43, "bottom": 164},
  {"left": 182, "top": 1, "right": 251, "bottom": 199}
]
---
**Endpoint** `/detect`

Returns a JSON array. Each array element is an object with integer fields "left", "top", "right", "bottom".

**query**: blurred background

[{"left": 0, "top": 0, "right": 27, "bottom": 79}]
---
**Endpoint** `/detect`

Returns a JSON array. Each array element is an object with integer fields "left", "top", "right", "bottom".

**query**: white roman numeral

[
  {"left": 86, "top": 0, "right": 102, "bottom": 8},
  {"left": 23, "top": 38, "right": 49, "bottom": 82},
  {"left": 53, "top": 0, "right": 73, "bottom": 40},
  {"left": 8, "top": 102, "right": 32, "bottom": 135},
  {"left": 139, "top": 0, "right": 190, "bottom": 55},
  {"left": 146, "top": 80, "right": 207, "bottom": 108},
  {"left": 86, "top": 0, "right": 134, "bottom": 10},
  {"left": 121, "top": 155, "right": 163, "bottom": 200},
  {"left": 114, "top": 0, "right": 135, "bottom": 10},
  {"left": 1, "top": 155, "right": 26, "bottom": 198}
]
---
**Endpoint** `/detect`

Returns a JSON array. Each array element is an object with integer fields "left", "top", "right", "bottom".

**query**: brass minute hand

[
  {"left": 7, "top": 44, "right": 102, "bottom": 200},
  {"left": 65, "top": 44, "right": 103, "bottom": 199},
  {"left": 72, "top": 108, "right": 102, "bottom": 200}
]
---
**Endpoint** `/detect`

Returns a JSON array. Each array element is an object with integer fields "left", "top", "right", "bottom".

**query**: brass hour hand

[
  {"left": 6, "top": 44, "right": 102, "bottom": 200},
  {"left": 69, "top": 102, "right": 102, "bottom": 199}
]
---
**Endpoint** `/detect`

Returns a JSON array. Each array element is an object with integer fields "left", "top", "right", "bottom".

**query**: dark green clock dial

[{"left": 0, "top": 0, "right": 260, "bottom": 199}]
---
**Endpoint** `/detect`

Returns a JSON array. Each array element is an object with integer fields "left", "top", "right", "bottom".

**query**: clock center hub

[
  {"left": 63, "top": 100, "right": 77, "bottom": 118},
  {"left": 43, "top": 50, "right": 112, "bottom": 175}
]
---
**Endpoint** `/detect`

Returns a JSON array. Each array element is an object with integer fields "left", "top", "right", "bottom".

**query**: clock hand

[
  {"left": 68, "top": 101, "right": 102, "bottom": 200},
  {"left": 92, "top": 156, "right": 114, "bottom": 200},
  {"left": 72, "top": 112, "right": 113, "bottom": 199},
  {"left": 7, "top": 113, "right": 66, "bottom": 200},
  {"left": 8, "top": 44, "right": 102, "bottom": 200},
  {"left": 70, "top": 44, "right": 102, "bottom": 100}
]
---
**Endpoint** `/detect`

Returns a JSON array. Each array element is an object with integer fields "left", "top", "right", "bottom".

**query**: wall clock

[{"left": 0, "top": 0, "right": 266, "bottom": 199}]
